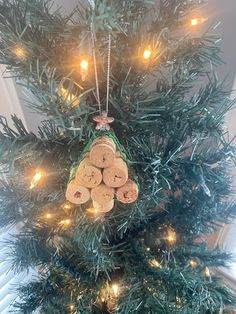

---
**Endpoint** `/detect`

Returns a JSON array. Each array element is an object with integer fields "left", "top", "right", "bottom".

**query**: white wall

[{"left": 0, "top": 65, "right": 27, "bottom": 129}]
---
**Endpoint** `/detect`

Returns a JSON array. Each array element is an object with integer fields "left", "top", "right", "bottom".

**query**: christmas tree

[{"left": 0, "top": 0, "right": 236, "bottom": 313}]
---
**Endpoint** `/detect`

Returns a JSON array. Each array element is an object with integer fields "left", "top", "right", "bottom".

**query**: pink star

[{"left": 93, "top": 111, "right": 114, "bottom": 131}]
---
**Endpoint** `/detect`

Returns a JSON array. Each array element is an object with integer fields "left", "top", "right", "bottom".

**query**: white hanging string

[
  {"left": 106, "top": 33, "right": 111, "bottom": 113},
  {"left": 91, "top": 28, "right": 102, "bottom": 114}
]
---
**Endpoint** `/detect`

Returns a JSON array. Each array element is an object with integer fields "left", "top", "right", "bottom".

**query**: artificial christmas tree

[{"left": 0, "top": 0, "right": 236, "bottom": 313}]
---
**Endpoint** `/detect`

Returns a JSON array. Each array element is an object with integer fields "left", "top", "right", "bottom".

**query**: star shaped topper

[{"left": 93, "top": 111, "right": 114, "bottom": 131}]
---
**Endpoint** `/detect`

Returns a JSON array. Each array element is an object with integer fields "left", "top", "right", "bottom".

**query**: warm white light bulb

[
  {"left": 150, "top": 259, "right": 162, "bottom": 268},
  {"left": 166, "top": 229, "right": 177, "bottom": 245},
  {"left": 80, "top": 59, "right": 89, "bottom": 81},
  {"left": 30, "top": 171, "right": 43, "bottom": 189},
  {"left": 80, "top": 59, "right": 89, "bottom": 71},
  {"left": 204, "top": 266, "right": 211, "bottom": 278},
  {"left": 14, "top": 46, "right": 26, "bottom": 59},
  {"left": 112, "top": 284, "right": 119, "bottom": 297},
  {"left": 143, "top": 47, "right": 152, "bottom": 60},
  {"left": 189, "top": 260, "right": 197, "bottom": 268},
  {"left": 191, "top": 17, "right": 207, "bottom": 26}
]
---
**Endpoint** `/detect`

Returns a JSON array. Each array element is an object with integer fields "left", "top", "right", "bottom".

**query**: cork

[
  {"left": 66, "top": 179, "right": 90, "bottom": 204},
  {"left": 103, "top": 157, "right": 128, "bottom": 188},
  {"left": 90, "top": 136, "right": 116, "bottom": 168},
  {"left": 75, "top": 157, "right": 102, "bottom": 188},
  {"left": 116, "top": 179, "right": 139, "bottom": 204},
  {"left": 91, "top": 183, "right": 114, "bottom": 204}
]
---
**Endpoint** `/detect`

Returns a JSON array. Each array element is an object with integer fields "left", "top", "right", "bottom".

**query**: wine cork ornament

[
  {"left": 116, "top": 179, "right": 139, "bottom": 204},
  {"left": 103, "top": 156, "right": 128, "bottom": 188},
  {"left": 75, "top": 157, "right": 102, "bottom": 188},
  {"left": 66, "top": 180, "right": 90, "bottom": 204},
  {"left": 93, "top": 200, "right": 114, "bottom": 213},
  {"left": 91, "top": 183, "right": 114, "bottom": 204},
  {"left": 90, "top": 136, "right": 116, "bottom": 168}
]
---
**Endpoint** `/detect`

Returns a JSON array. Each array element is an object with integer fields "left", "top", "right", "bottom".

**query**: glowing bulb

[
  {"left": 70, "top": 305, "right": 74, "bottom": 310},
  {"left": 60, "top": 219, "right": 71, "bottom": 226},
  {"left": 63, "top": 203, "right": 72, "bottom": 211},
  {"left": 176, "top": 296, "right": 182, "bottom": 308},
  {"left": 46, "top": 213, "right": 52, "bottom": 219},
  {"left": 143, "top": 46, "right": 152, "bottom": 60},
  {"left": 80, "top": 59, "right": 89, "bottom": 81},
  {"left": 101, "top": 298, "right": 105, "bottom": 303},
  {"left": 204, "top": 266, "right": 211, "bottom": 278},
  {"left": 146, "top": 247, "right": 151, "bottom": 252},
  {"left": 166, "top": 229, "right": 177, "bottom": 245},
  {"left": 150, "top": 259, "right": 162, "bottom": 268},
  {"left": 80, "top": 59, "right": 89, "bottom": 71},
  {"left": 58, "top": 87, "right": 79, "bottom": 107},
  {"left": 191, "top": 17, "right": 207, "bottom": 26},
  {"left": 189, "top": 260, "right": 198, "bottom": 268},
  {"left": 112, "top": 284, "right": 119, "bottom": 297},
  {"left": 86, "top": 207, "right": 99, "bottom": 215},
  {"left": 14, "top": 46, "right": 26, "bottom": 59},
  {"left": 30, "top": 171, "right": 43, "bottom": 189}
]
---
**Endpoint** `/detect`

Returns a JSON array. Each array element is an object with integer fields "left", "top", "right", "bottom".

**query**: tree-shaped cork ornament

[{"left": 65, "top": 132, "right": 139, "bottom": 213}]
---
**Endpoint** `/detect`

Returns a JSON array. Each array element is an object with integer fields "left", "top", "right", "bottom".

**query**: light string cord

[
  {"left": 91, "top": 24, "right": 101, "bottom": 114},
  {"left": 106, "top": 33, "right": 111, "bottom": 113}
]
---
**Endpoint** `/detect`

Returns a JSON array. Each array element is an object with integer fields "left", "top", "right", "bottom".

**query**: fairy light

[
  {"left": 146, "top": 247, "right": 151, "bottom": 252},
  {"left": 166, "top": 228, "right": 177, "bottom": 245},
  {"left": 111, "top": 284, "right": 119, "bottom": 297},
  {"left": 80, "top": 58, "right": 89, "bottom": 81},
  {"left": 30, "top": 171, "right": 43, "bottom": 189},
  {"left": 189, "top": 260, "right": 198, "bottom": 268},
  {"left": 150, "top": 259, "right": 162, "bottom": 269},
  {"left": 176, "top": 296, "right": 182, "bottom": 308},
  {"left": 143, "top": 46, "right": 152, "bottom": 60},
  {"left": 60, "top": 219, "right": 71, "bottom": 226},
  {"left": 14, "top": 46, "right": 26, "bottom": 59},
  {"left": 62, "top": 203, "right": 72, "bottom": 212},
  {"left": 63, "top": 204, "right": 71, "bottom": 210},
  {"left": 204, "top": 266, "right": 211, "bottom": 278},
  {"left": 191, "top": 17, "right": 207, "bottom": 27},
  {"left": 86, "top": 207, "right": 100, "bottom": 215},
  {"left": 58, "top": 86, "right": 79, "bottom": 107},
  {"left": 46, "top": 213, "right": 52, "bottom": 219}
]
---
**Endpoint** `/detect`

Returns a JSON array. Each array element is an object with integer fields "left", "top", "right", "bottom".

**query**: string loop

[
  {"left": 106, "top": 33, "right": 111, "bottom": 113},
  {"left": 91, "top": 27, "right": 101, "bottom": 114}
]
